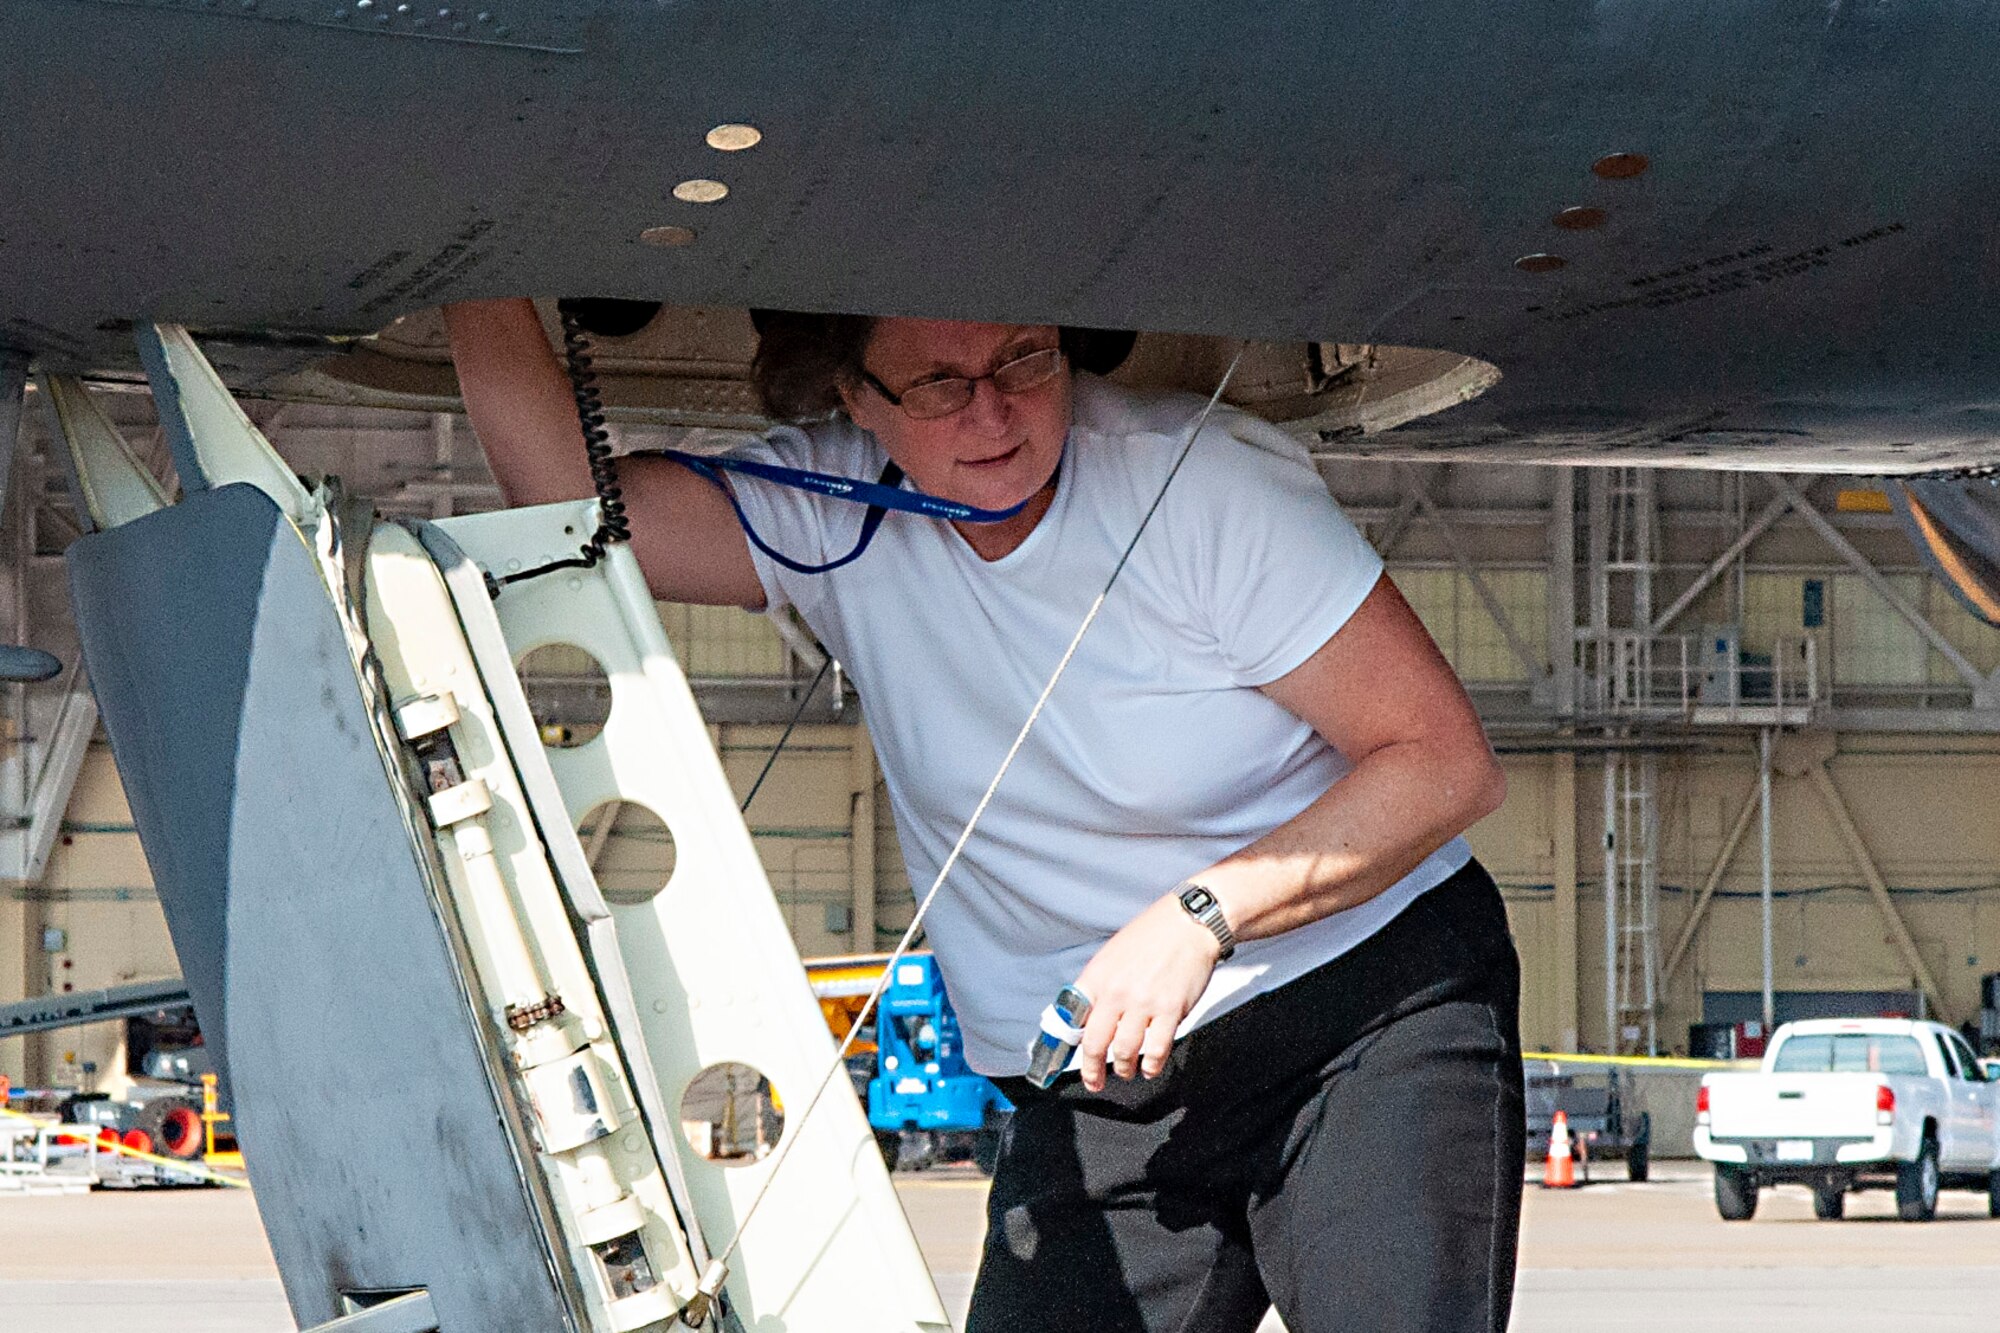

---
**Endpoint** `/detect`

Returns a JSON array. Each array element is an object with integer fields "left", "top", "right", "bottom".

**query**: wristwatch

[{"left": 1174, "top": 881, "right": 1237, "bottom": 961}]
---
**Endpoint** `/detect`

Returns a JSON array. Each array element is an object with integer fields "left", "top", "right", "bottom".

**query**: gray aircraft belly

[{"left": 2, "top": 2, "right": 1998, "bottom": 466}]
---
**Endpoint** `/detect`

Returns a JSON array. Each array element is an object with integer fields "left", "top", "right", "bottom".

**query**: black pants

[{"left": 969, "top": 860, "right": 1524, "bottom": 1333}]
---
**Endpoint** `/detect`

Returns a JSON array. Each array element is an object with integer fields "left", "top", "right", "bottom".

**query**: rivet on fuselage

[
  {"left": 673, "top": 179, "right": 730, "bottom": 204},
  {"left": 706, "top": 124, "right": 763, "bottom": 152},
  {"left": 1592, "top": 153, "right": 1650, "bottom": 180},
  {"left": 1553, "top": 206, "right": 1607, "bottom": 231}
]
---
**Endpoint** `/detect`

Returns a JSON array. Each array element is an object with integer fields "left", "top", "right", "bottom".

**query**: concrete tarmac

[{"left": 4, "top": 1162, "right": 1999, "bottom": 1330}]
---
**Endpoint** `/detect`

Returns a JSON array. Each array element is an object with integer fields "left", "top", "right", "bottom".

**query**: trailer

[{"left": 1525, "top": 1059, "right": 1654, "bottom": 1183}]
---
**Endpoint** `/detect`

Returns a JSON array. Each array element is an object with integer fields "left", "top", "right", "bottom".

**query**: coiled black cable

[
  {"left": 490, "top": 298, "right": 633, "bottom": 593},
  {"left": 558, "top": 298, "right": 632, "bottom": 560}
]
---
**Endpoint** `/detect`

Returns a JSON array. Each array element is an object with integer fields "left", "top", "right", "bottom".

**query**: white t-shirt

[{"left": 725, "top": 376, "right": 1471, "bottom": 1074}]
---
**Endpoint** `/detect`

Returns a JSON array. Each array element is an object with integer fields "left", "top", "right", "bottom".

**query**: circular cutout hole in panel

[
  {"left": 680, "top": 1062, "right": 782, "bottom": 1164},
  {"left": 518, "top": 643, "right": 612, "bottom": 748},
  {"left": 576, "top": 800, "right": 677, "bottom": 906}
]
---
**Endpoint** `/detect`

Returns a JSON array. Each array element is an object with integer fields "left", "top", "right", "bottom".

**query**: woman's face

[{"left": 838, "top": 318, "right": 1072, "bottom": 512}]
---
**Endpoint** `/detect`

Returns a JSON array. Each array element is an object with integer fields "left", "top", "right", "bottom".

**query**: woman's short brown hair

[{"left": 748, "top": 310, "right": 877, "bottom": 423}]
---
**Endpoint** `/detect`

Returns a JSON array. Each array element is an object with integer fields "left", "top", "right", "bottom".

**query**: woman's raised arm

[{"left": 442, "top": 298, "right": 767, "bottom": 607}]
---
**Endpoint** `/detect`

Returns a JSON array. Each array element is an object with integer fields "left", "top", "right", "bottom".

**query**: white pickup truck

[{"left": 1694, "top": 1018, "right": 2000, "bottom": 1221}]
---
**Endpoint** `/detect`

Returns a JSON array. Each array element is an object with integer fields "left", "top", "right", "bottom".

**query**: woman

[{"left": 445, "top": 301, "right": 1523, "bottom": 1333}]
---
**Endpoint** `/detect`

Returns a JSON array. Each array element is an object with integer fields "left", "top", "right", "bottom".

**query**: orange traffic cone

[{"left": 1543, "top": 1111, "right": 1577, "bottom": 1189}]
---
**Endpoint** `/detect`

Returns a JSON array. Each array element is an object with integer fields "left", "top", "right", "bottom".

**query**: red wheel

[
  {"left": 158, "top": 1105, "right": 205, "bottom": 1160},
  {"left": 133, "top": 1100, "right": 206, "bottom": 1161},
  {"left": 121, "top": 1128, "right": 154, "bottom": 1154}
]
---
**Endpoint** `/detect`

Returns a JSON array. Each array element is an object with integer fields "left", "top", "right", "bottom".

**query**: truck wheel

[
  {"left": 1811, "top": 1178, "right": 1845, "bottom": 1220},
  {"left": 135, "top": 1098, "right": 206, "bottom": 1162},
  {"left": 1896, "top": 1136, "right": 1940, "bottom": 1222},
  {"left": 874, "top": 1131, "right": 900, "bottom": 1173},
  {"left": 1626, "top": 1114, "right": 1652, "bottom": 1183},
  {"left": 1714, "top": 1166, "right": 1758, "bottom": 1221},
  {"left": 1988, "top": 1171, "right": 2000, "bottom": 1220}
]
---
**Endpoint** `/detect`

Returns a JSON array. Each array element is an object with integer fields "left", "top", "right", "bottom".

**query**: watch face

[{"left": 1181, "top": 885, "right": 1216, "bottom": 913}]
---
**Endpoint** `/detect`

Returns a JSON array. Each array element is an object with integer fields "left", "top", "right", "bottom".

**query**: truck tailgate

[{"left": 1706, "top": 1072, "right": 1885, "bottom": 1140}]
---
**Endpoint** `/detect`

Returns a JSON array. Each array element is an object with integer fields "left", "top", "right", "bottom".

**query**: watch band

[{"left": 1174, "top": 881, "right": 1237, "bottom": 961}]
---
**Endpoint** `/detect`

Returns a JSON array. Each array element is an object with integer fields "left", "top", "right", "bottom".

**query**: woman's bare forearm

[
  {"left": 442, "top": 298, "right": 768, "bottom": 607},
  {"left": 442, "top": 298, "right": 594, "bottom": 506},
  {"left": 1197, "top": 735, "right": 1505, "bottom": 942},
  {"left": 1190, "top": 579, "right": 1506, "bottom": 944}
]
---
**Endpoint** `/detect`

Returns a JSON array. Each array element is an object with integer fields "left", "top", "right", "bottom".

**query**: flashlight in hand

[{"left": 1025, "top": 984, "right": 1092, "bottom": 1089}]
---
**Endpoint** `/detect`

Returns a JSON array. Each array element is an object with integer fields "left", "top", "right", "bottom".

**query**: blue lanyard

[{"left": 662, "top": 448, "right": 1031, "bottom": 575}]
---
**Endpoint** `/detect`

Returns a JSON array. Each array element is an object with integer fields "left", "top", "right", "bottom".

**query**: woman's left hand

[{"left": 1072, "top": 893, "right": 1223, "bottom": 1091}]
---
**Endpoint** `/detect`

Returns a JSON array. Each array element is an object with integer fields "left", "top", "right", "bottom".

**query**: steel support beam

[
  {"left": 0, "top": 357, "right": 27, "bottom": 1082},
  {"left": 1661, "top": 776, "right": 1762, "bottom": 987},
  {"left": 1759, "top": 729, "right": 1775, "bottom": 1031},
  {"left": 850, "top": 736, "right": 878, "bottom": 951},
  {"left": 1805, "top": 762, "right": 1947, "bottom": 1022},
  {"left": 1771, "top": 477, "right": 1988, "bottom": 695},
  {"left": 1544, "top": 469, "right": 1576, "bottom": 713},
  {"left": 1587, "top": 471, "right": 1611, "bottom": 640},
  {"left": 1374, "top": 463, "right": 1442, "bottom": 558},
  {"left": 1550, "top": 751, "right": 1579, "bottom": 1050},
  {"left": 1602, "top": 756, "right": 1618, "bottom": 1053},
  {"left": 1649, "top": 493, "right": 1793, "bottom": 635},
  {"left": 1415, "top": 490, "right": 1543, "bottom": 680}
]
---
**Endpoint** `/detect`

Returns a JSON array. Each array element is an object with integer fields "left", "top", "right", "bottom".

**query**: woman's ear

[
  {"left": 834, "top": 375, "right": 863, "bottom": 422},
  {"left": 839, "top": 375, "right": 892, "bottom": 435}
]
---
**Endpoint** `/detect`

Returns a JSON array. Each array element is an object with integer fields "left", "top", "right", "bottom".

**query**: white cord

[{"left": 703, "top": 347, "right": 1247, "bottom": 1283}]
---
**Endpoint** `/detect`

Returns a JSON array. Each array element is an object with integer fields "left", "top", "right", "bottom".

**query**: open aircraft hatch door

[{"left": 50, "top": 326, "right": 949, "bottom": 1333}]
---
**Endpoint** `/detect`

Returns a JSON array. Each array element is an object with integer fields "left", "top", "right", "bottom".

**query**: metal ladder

[
  {"left": 1590, "top": 467, "right": 1664, "bottom": 1054},
  {"left": 1604, "top": 752, "right": 1661, "bottom": 1055}
]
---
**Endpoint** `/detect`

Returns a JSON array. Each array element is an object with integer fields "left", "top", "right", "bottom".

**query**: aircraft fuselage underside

[{"left": 2, "top": 1, "right": 1998, "bottom": 472}]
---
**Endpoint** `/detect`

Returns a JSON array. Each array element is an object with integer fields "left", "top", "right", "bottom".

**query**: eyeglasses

[{"left": 860, "top": 346, "right": 1066, "bottom": 421}]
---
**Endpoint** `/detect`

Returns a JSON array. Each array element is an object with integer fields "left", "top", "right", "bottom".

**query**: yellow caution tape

[
  {"left": 1524, "top": 1049, "right": 1758, "bottom": 1071},
  {"left": 1, "top": 1103, "right": 250, "bottom": 1188},
  {"left": 1523, "top": 1049, "right": 1756, "bottom": 1071}
]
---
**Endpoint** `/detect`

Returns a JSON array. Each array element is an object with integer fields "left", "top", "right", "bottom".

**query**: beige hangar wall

[
  {"left": 11, "top": 605, "right": 2000, "bottom": 1085},
  {"left": 1481, "top": 736, "right": 2000, "bottom": 1055}
]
